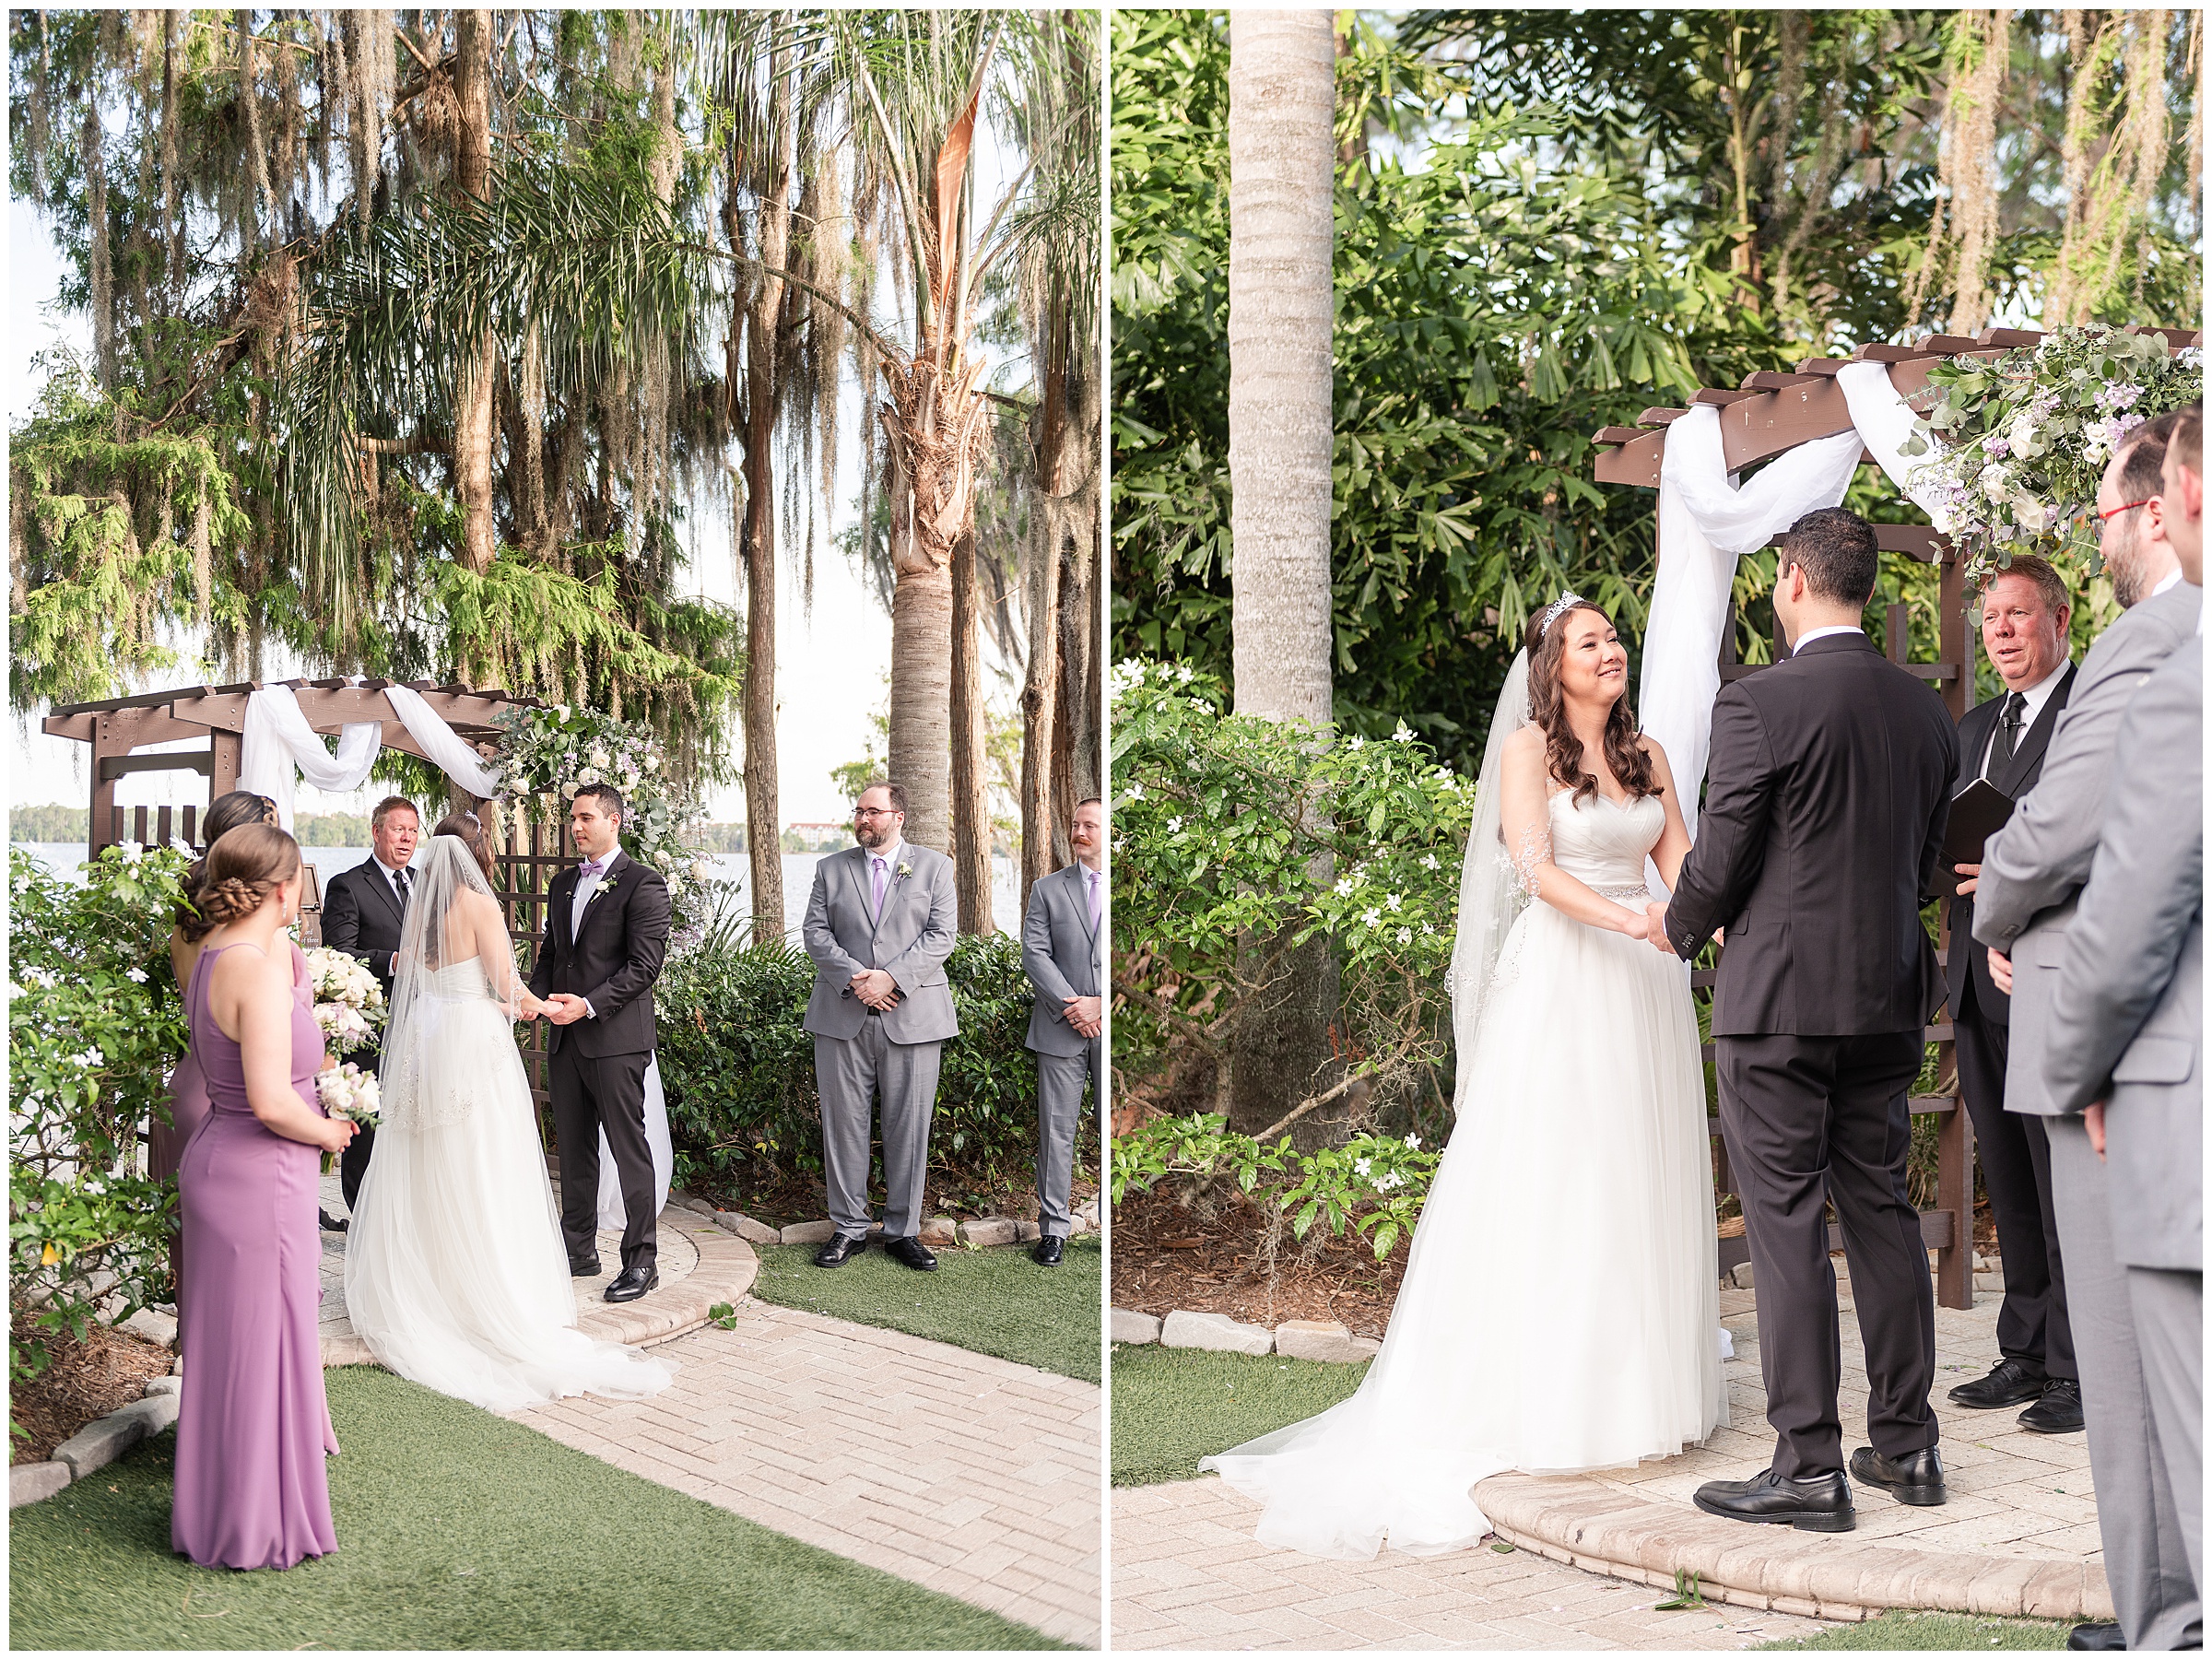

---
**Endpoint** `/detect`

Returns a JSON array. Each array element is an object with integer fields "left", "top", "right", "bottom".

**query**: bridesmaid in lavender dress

[{"left": 172, "top": 824, "right": 356, "bottom": 1572}]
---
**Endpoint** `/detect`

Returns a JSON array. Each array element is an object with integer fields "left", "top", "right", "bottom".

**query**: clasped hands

[
  {"left": 1630, "top": 900, "right": 1721, "bottom": 957},
  {"left": 1062, "top": 995, "right": 1103, "bottom": 1041},
  {"left": 848, "top": 968, "right": 901, "bottom": 1011},
  {"left": 516, "top": 992, "right": 591, "bottom": 1025}
]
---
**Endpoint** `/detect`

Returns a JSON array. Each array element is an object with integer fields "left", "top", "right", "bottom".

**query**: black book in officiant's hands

[{"left": 1936, "top": 778, "right": 2016, "bottom": 900}]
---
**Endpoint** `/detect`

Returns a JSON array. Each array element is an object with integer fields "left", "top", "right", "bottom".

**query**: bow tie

[{"left": 579, "top": 859, "right": 606, "bottom": 879}]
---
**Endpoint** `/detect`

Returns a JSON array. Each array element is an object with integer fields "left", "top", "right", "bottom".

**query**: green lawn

[
  {"left": 1761, "top": 1610, "right": 2071, "bottom": 1649},
  {"left": 9, "top": 1366, "right": 1063, "bottom": 1651},
  {"left": 746, "top": 1235, "right": 1102, "bottom": 1383},
  {"left": 1110, "top": 1342, "right": 1366, "bottom": 1486}
]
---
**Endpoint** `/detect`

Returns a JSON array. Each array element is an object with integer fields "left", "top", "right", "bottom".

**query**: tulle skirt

[
  {"left": 1202, "top": 901, "right": 1726, "bottom": 1560},
  {"left": 344, "top": 993, "right": 675, "bottom": 1412}
]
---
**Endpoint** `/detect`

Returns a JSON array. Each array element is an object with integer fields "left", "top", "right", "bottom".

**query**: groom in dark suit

[
  {"left": 1942, "top": 555, "right": 2082, "bottom": 1435},
  {"left": 527, "top": 783, "right": 672, "bottom": 1303},
  {"left": 321, "top": 795, "right": 421, "bottom": 1218},
  {"left": 1654, "top": 508, "right": 1959, "bottom": 1533}
]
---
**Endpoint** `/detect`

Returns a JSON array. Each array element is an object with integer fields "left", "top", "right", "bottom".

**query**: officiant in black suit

[
  {"left": 527, "top": 783, "right": 671, "bottom": 1304},
  {"left": 1656, "top": 509, "right": 1959, "bottom": 1532},
  {"left": 1944, "top": 555, "right": 2082, "bottom": 1435},
  {"left": 320, "top": 795, "right": 421, "bottom": 1218}
]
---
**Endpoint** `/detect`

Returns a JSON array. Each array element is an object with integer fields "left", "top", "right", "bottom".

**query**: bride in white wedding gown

[
  {"left": 345, "top": 824, "right": 674, "bottom": 1412},
  {"left": 1203, "top": 595, "right": 1725, "bottom": 1560}
]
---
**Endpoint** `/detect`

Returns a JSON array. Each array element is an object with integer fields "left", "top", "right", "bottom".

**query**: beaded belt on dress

[{"left": 1592, "top": 883, "right": 1655, "bottom": 904}]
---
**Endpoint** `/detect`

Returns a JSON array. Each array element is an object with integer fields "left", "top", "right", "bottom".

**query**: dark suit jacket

[
  {"left": 322, "top": 856, "right": 410, "bottom": 1066},
  {"left": 1945, "top": 663, "right": 2077, "bottom": 1025},
  {"left": 526, "top": 849, "right": 671, "bottom": 1058},
  {"left": 1668, "top": 630, "right": 1959, "bottom": 1038}
]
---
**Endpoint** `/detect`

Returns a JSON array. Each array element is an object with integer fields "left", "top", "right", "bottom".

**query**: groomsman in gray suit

[
  {"left": 2044, "top": 403, "right": 2205, "bottom": 1602},
  {"left": 801, "top": 781, "right": 959, "bottom": 1272},
  {"left": 1974, "top": 412, "right": 2202, "bottom": 1654},
  {"left": 1021, "top": 797, "right": 1105, "bottom": 1267}
]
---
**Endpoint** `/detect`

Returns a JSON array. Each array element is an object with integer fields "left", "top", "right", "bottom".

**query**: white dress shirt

[
  {"left": 1790, "top": 623, "right": 1865, "bottom": 653},
  {"left": 374, "top": 854, "right": 413, "bottom": 909}
]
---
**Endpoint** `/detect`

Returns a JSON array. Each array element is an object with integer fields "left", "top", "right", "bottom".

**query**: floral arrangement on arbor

[
  {"left": 304, "top": 947, "right": 385, "bottom": 1054},
  {"left": 494, "top": 702, "right": 714, "bottom": 914},
  {"left": 1903, "top": 324, "right": 2203, "bottom": 583}
]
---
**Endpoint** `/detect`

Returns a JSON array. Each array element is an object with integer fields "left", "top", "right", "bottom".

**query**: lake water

[{"left": 15, "top": 845, "right": 1026, "bottom": 939}]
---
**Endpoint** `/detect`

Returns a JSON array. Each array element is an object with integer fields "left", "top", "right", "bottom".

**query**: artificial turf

[
  {"left": 1760, "top": 1610, "right": 2070, "bottom": 1649},
  {"left": 9, "top": 1365, "right": 1064, "bottom": 1651},
  {"left": 1109, "top": 1342, "right": 1366, "bottom": 1486},
  {"left": 747, "top": 1234, "right": 1103, "bottom": 1383}
]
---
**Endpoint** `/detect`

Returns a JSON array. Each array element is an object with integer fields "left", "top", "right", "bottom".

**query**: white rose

[
  {"left": 579, "top": 768, "right": 602, "bottom": 786},
  {"left": 589, "top": 748, "right": 611, "bottom": 770},
  {"left": 1981, "top": 463, "right": 2012, "bottom": 503}
]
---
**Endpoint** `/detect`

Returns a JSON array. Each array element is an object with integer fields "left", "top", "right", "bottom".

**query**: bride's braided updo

[
  {"left": 1523, "top": 598, "right": 1661, "bottom": 807},
  {"left": 182, "top": 822, "right": 303, "bottom": 940}
]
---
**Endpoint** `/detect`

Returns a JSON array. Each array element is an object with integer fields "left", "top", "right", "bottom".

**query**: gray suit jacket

[
  {"left": 1022, "top": 862, "right": 1104, "bottom": 1057},
  {"left": 801, "top": 842, "right": 959, "bottom": 1044},
  {"left": 1971, "top": 581, "right": 2202, "bottom": 1115},
  {"left": 2044, "top": 642, "right": 2203, "bottom": 1271}
]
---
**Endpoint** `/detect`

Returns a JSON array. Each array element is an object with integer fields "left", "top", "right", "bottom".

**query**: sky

[{"left": 6, "top": 128, "right": 1033, "bottom": 836}]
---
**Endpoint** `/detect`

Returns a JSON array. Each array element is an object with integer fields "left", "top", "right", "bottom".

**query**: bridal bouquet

[
  {"left": 304, "top": 946, "right": 385, "bottom": 1055},
  {"left": 316, "top": 1062, "right": 382, "bottom": 1132},
  {"left": 1902, "top": 325, "right": 2203, "bottom": 583}
]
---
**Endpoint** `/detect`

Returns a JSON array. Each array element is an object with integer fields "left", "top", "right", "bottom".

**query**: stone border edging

[
  {"left": 319, "top": 1204, "right": 759, "bottom": 1368},
  {"left": 10, "top": 1376, "right": 181, "bottom": 1510},
  {"left": 1112, "top": 1306, "right": 1381, "bottom": 1363},
  {"left": 1474, "top": 1471, "right": 2114, "bottom": 1626}
]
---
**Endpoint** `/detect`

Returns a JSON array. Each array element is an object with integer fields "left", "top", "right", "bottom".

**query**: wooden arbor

[{"left": 1591, "top": 323, "right": 2201, "bottom": 1313}]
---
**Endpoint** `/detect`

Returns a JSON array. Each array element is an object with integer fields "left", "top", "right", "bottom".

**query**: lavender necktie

[
  {"left": 1088, "top": 868, "right": 1102, "bottom": 931},
  {"left": 871, "top": 854, "right": 888, "bottom": 916}
]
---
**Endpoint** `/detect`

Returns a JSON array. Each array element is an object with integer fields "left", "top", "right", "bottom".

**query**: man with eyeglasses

[
  {"left": 1974, "top": 409, "right": 2202, "bottom": 1654},
  {"left": 800, "top": 781, "right": 959, "bottom": 1271}
]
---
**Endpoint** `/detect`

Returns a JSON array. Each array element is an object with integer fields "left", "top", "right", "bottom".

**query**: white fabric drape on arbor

[
  {"left": 238, "top": 687, "right": 382, "bottom": 830},
  {"left": 1837, "top": 360, "right": 1956, "bottom": 529},
  {"left": 237, "top": 683, "right": 507, "bottom": 828},
  {"left": 1637, "top": 409, "right": 1864, "bottom": 844}
]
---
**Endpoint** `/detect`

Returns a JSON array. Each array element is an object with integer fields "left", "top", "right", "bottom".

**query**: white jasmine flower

[
  {"left": 1396, "top": 926, "right": 1413, "bottom": 944},
  {"left": 1127, "top": 783, "right": 1145, "bottom": 802},
  {"left": 1175, "top": 664, "right": 1194, "bottom": 684},
  {"left": 1335, "top": 876, "right": 1355, "bottom": 896},
  {"left": 1361, "top": 907, "right": 1382, "bottom": 928},
  {"left": 1405, "top": 1134, "right": 1422, "bottom": 1149},
  {"left": 1166, "top": 816, "right": 1183, "bottom": 832},
  {"left": 1354, "top": 1158, "right": 1371, "bottom": 1176},
  {"left": 1347, "top": 736, "right": 1366, "bottom": 751},
  {"left": 1385, "top": 893, "right": 1402, "bottom": 911},
  {"left": 1421, "top": 853, "right": 1440, "bottom": 870},
  {"left": 124, "top": 967, "right": 148, "bottom": 983},
  {"left": 1392, "top": 723, "right": 1415, "bottom": 743}
]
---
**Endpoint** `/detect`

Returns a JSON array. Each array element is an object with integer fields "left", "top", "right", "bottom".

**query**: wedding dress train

[
  {"left": 1202, "top": 787, "right": 1726, "bottom": 1560},
  {"left": 345, "top": 840, "right": 674, "bottom": 1413}
]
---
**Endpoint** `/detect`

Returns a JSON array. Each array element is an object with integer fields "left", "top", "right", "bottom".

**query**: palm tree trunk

[
  {"left": 949, "top": 529, "right": 994, "bottom": 933},
  {"left": 739, "top": 43, "right": 794, "bottom": 943},
  {"left": 1226, "top": 11, "right": 1340, "bottom": 1142},
  {"left": 1021, "top": 294, "right": 1073, "bottom": 907},
  {"left": 452, "top": 9, "right": 499, "bottom": 576},
  {"left": 887, "top": 488, "right": 956, "bottom": 856}
]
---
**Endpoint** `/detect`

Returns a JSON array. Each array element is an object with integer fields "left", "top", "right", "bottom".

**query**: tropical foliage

[
  {"left": 8, "top": 845, "right": 189, "bottom": 1436},
  {"left": 1111, "top": 658, "right": 1474, "bottom": 1136}
]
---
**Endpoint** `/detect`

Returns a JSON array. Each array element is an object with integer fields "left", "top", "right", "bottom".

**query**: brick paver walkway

[
  {"left": 512, "top": 1301, "right": 1103, "bottom": 1647},
  {"left": 1112, "top": 1267, "right": 2098, "bottom": 1647}
]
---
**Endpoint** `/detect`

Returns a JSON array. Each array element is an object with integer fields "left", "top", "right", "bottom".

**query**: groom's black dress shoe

[
  {"left": 2019, "top": 1377, "right": 2086, "bottom": 1434},
  {"left": 570, "top": 1255, "right": 603, "bottom": 1277},
  {"left": 1849, "top": 1446, "right": 1947, "bottom": 1506},
  {"left": 320, "top": 1209, "right": 349, "bottom": 1233},
  {"left": 1031, "top": 1235, "right": 1065, "bottom": 1266},
  {"left": 1692, "top": 1468, "right": 1855, "bottom": 1533},
  {"left": 882, "top": 1235, "right": 939, "bottom": 1272},
  {"left": 1947, "top": 1356, "right": 2048, "bottom": 1409},
  {"left": 2066, "top": 1623, "right": 2126, "bottom": 1650},
  {"left": 603, "top": 1265, "right": 657, "bottom": 1302},
  {"left": 814, "top": 1234, "right": 869, "bottom": 1268}
]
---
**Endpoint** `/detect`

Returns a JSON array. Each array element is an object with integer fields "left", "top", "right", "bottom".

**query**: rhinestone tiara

[{"left": 1539, "top": 591, "right": 1587, "bottom": 637}]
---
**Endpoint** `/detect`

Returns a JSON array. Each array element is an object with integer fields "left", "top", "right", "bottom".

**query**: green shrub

[
  {"left": 9, "top": 844, "right": 189, "bottom": 1440},
  {"left": 657, "top": 932, "right": 1083, "bottom": 1201}
]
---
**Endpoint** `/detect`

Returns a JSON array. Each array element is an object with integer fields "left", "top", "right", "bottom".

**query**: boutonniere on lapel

[
  {"left": 895, "top": 860, "right": 913, "bottom": 881},
  {"left": 586, "top": 872, "right": 620, "bottom": 905}
]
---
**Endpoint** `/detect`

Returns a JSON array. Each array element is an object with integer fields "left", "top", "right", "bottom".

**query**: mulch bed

[
  {"left": 10, "top": 1320, "right": 174, "bottom": 1466},
  {"left": 1111, "top": 1186, "right": 1409, "bottom": 1339}
]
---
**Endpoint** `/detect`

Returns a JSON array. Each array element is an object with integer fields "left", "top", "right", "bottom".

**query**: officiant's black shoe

[
  {"left": 883, "top": 1235, "right": 939, "bottom": 1272},
  {"left": 1693, "top": 1468, "right": 1855, "bottom": 1533},
  {"left": 603, "top": 1266, "right": 657, "bottom": 1302},
  {"left": 570, "top": 1255, "right": 603, "bottom": 1277},
  {"left": 319, "top": 1209, "right": 349, "bottom": 1233},
  {"left": 1850, "top": 1446, "right": 1947, "bottom": 1506},
  {"left": 2066, "top": 1623, "right": 2125, "bottom": 1650},
  {"left": 2020, "top": 1377, "right": 2086, "bottom": 1434},
  {"left": 1031, "top": 1235, "right": 1065, "bottom": 1266},
  {"left": 1947, "top": 1356, "right": 2047, "bottom": 1409},
  {"left": 813, "top": 1234, "right": 869, "bottom": 1268}
]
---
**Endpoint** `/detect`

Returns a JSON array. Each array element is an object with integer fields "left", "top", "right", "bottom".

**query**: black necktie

[
  {"left": 394, "top": 867, "right": 412, "bottom": 910},
  {"left": 1993, "top": 692, "right": 2027, "bottom": 772}
]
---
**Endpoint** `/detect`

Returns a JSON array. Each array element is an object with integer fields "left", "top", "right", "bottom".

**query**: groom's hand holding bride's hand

[
  {"left": 545, "top": 992, "right": 590, "bottom": 1025},
  {"left": 1643, "top": 900, "right": 1677, "bottom": 955}
]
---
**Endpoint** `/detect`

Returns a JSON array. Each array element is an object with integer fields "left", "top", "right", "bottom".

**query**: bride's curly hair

[
  {"left": 1524, "top": 599, "right": 1661, "bottom": 806},
  {"left": 430, "top": 811, "right": 498, "bottom": 885}
]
